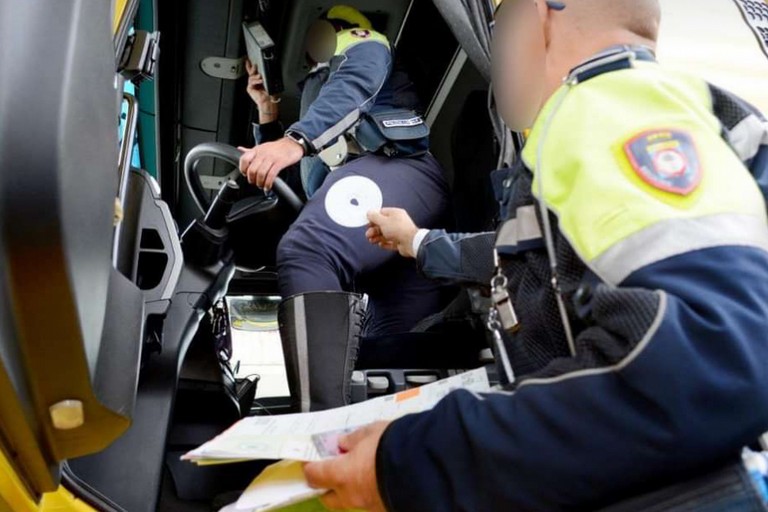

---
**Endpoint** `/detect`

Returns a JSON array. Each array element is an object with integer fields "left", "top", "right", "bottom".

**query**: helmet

[{"left": 325, "top": 5, "right": 372, "bottom": 31}]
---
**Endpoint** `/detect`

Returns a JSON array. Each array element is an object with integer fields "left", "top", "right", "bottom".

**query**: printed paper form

[{"left": 184, "top": 367, "right": 490, "bottom": 464}]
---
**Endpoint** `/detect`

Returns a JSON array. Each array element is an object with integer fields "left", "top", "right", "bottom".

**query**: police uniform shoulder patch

[
  {"left": 623, "top": 129, "right": 702, "bottom": 195},
  {"left": 350, "top": 29, "right": 371, "bottom": 39}
]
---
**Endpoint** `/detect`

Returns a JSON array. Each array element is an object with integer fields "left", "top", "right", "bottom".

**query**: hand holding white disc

[{"left": 324, "top": 176, "right": 384, "bottom": 228}]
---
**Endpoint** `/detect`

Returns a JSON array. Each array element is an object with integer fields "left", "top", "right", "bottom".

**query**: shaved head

[{"left": 492, "top": 0, "right": 662, "bottom": 131}]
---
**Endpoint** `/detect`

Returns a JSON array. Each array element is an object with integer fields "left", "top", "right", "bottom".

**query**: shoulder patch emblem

[
  {"left": 350, "top": 29, "right": 371, "bottom": 39},
  {"left": 623, "top": 129, "right": 702, "bottom": 195}
]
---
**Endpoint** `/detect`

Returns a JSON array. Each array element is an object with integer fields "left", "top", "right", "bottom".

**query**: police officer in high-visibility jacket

[
  {"left": 239, "top": 6, "right": 450, "bottom": 413},
  {"left": 300, "top": 0, "right": 768, "bottom": 510}
]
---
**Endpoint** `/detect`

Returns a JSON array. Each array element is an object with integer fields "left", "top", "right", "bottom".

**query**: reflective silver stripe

[
  {"left": 311, "top": 108, "right": 361, "bottom": 150},
  {"left": 729, "top": 114, "right": 768, "bottom": 162},
  {"left": 495, "top": 205, "right": 543, "bottom": 248},
  {"left": 593, "top": 213, "right": 768, "bottom": 285},
  {"left": 293, "top": 295, "right": 311, "bottom": 413}
]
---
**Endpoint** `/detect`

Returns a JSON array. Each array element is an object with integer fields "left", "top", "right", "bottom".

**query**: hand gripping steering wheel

[{"left": 184, "top": 142, "right": 304, "bottom": 215}]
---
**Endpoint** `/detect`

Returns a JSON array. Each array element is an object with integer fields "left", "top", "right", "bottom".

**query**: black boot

[{"left": 278, "top": 292, "right": 365, "bottom": 412}]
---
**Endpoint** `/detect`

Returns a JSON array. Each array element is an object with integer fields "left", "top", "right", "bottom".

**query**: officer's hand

[
  {"left": 366, "top": 208, "right": 419, "bottom": 258},
  {"left": 237, "top": 138, "right": 304, "bottom": 191},
  {"left": 304, "top": 421, "right": 390, "bottom": 512},
  {"left": 245, "top": 59, "right": 279, "bottom": 122}
]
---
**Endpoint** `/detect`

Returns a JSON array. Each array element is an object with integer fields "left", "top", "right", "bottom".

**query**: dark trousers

[{"left": 277, "top": 153, "right": 451, "bottom": 336}]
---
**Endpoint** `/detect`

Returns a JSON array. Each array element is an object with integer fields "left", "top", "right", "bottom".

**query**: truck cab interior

[
  {"left": 2, "top": 1, "right": 766, "bottom": 511},
  {"left": 0, "top": 0, "right": 506, "bottom": 511}
]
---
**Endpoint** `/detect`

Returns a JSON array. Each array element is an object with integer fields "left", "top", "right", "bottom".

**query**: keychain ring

[{"left": 491, "top": 274, "right": 509, "bottom": 290}]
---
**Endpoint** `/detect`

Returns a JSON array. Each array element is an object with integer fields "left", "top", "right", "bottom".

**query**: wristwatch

[{"left": 285, "top": 130, "right": 312, "bottom": 156}]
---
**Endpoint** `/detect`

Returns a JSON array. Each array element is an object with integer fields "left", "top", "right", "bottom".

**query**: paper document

[
  {"left": 184, "top": 368, "right": 490, "bottom": 465},
  {"left": 233, "top": 460, "right": 323, "bottom": 511}
]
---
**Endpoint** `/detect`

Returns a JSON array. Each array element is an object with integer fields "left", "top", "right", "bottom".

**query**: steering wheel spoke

[{"left": 184, "top": 142, "right": 304, "bottom": 215}]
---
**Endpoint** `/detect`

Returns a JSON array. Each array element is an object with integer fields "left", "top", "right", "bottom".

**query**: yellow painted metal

[
  {"left": 1, "top": 450, "right": 96, "bottom": 512},
  {"left": 0, "top": 448, "right": 37, "bottom": 512},
  {"left": 39, "top": 487, "right": 96, "bottom": 512},
  {"left": 113, "top": 0, "right": 130, "bottom": 35}
]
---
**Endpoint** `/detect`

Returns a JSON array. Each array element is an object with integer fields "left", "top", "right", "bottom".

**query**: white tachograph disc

[{"left": 324, "top": 176, "right": 383, "bottom": 228}]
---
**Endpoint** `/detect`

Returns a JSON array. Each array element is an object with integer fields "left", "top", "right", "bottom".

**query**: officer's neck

[{"left": 543, "top": 29, "right": 657, "bottom": 100}]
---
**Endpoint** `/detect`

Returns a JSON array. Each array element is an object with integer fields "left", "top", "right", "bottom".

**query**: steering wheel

[{"left": 184, "top": 142, "right": 304, "bottom": 215}]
